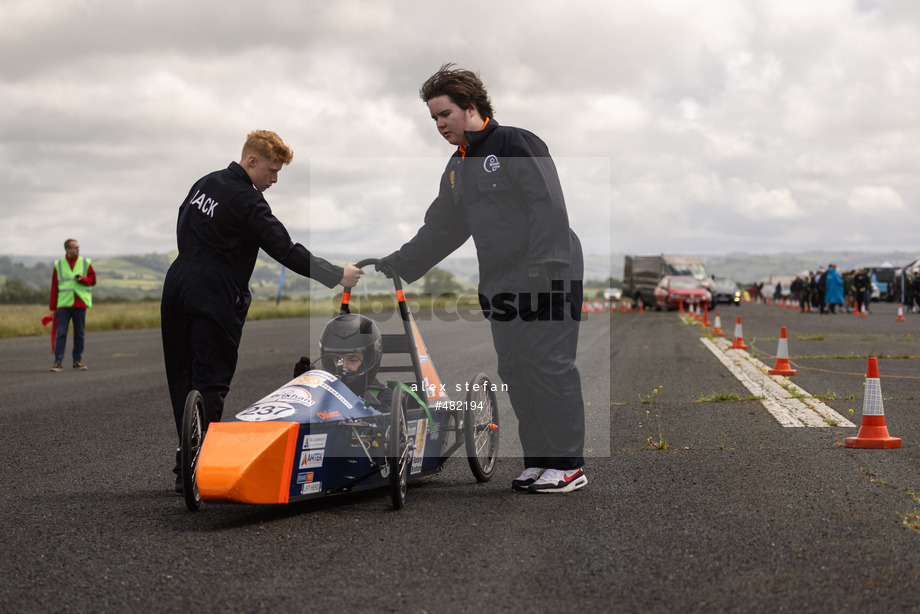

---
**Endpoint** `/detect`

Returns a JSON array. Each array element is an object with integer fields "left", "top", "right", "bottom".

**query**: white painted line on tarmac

[{"left": 700, "top": 336, "right": 857, "bottom": 428}]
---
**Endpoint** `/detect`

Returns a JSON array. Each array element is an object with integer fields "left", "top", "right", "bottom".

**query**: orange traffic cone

[
  {"left": 730, "top": 316, "right": 749, "bottom": 349},
  {"left": 712, "top": 311, "right": 725, "bottom": 337},
  {"left": 897, "top": 305, "right": 906, "bottom": 322},
  {"left": 678, "top": 300, "right": 685, "bottom": 314},
  {"left": 845, "top": 357, "right": 901, "bottom": 449},
  {"left": 859, "top": 303, "right": 868, "bottom": 318},
  {"left": 702, "top": 304, "right": 711, "bottom": 326},
  {"left": 768, "top": 327, "right": 796, "bottom": 376}
]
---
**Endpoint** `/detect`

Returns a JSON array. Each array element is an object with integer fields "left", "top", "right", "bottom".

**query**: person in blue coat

[{"left": 824, "top": 264, "right": 844, "bottom": 313}]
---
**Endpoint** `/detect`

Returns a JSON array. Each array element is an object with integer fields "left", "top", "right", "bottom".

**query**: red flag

[{"left": 42, "top": 313, "right": 56, "bottom": 353}]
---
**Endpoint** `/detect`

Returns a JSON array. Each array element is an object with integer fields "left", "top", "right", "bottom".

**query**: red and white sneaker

[
  {"left": 512, "top": 467, "right": 545, "bottom": 491},
  {"left": 528, "top": 468, "right": 587, "bottom": 493}
]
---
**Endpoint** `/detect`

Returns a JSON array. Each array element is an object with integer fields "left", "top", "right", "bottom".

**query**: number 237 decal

[{"left": 235, "top": 402, "right": 296, "bottom": 422}]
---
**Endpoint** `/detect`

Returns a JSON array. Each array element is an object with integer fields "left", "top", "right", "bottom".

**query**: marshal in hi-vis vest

[{"left": 55, "top": 257, "right": 93, "bottom": 308}]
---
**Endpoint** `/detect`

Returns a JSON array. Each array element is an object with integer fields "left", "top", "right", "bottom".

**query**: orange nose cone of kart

[{"left": 196, "top": 421, "right": 300, "bottom": 504}]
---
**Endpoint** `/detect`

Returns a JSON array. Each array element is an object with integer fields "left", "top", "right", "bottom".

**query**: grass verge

[{"left": 0, "top": 294, "right": 484, "bottom": 339}]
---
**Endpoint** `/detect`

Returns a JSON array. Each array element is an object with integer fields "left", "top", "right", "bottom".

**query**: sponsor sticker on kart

[
  {"left": 411, "top": 419, "right": 427, "bottom": 475},
  {"left": 294, "top": 371, "right": 337, "bottom": 388},
  {"left": 296, "top": 472, "right": 315, "bottom": 484},
  {"left": 235, "top": 402, "right": 296, "bottom": 422},
  {"left": 258, "top": 386, "right": 314, "bottom": 407},
  {"left": 302, "top": 434, "right": 327, "bottom": 450},
  {"left": 300, "top": 481, "right": 322, "bottom": 495},
  {"left": 300, "top": 449, "right": 324, "bottom": 469}
]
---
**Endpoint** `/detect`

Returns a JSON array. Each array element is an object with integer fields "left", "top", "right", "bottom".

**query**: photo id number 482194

[{"left": 433, "top": 400, "right": 483, "bottom": 411}]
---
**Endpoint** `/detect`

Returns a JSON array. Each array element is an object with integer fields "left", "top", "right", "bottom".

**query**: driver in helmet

[{"left": 315, "top": 314, "right": 393, "bottom": 411}]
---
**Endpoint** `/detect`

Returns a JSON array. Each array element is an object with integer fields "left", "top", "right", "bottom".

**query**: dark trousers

[
  {"left": 488, "top": 285, "right": 585, "bottom": 471},
  {"left": 54, "top": 307, "right": 86, "bottom": 364},
  {"left": 161, "top": 266, "right": 246, "bottom": 439}
]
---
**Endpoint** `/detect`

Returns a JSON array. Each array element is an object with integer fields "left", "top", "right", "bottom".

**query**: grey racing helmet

[{"left": 319, "top": 314, "right": 383, "bottom": 397}]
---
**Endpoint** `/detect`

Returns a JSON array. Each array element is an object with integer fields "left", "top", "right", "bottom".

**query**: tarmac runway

[{"left": 2, "top": 302, "right": 920, "bottom": 612}]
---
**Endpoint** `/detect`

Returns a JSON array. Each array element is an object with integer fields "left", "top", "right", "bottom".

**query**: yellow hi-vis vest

[{"left": 55, "top": 257, "right": 93, "bottom": 308}]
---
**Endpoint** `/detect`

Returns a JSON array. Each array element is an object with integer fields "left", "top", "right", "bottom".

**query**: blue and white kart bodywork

[
  {"left": 180, "top": 257, "right": 500, "bottom": 511},
  {"left": 195, "top": 370, "right": 444, "bottom": 505}
]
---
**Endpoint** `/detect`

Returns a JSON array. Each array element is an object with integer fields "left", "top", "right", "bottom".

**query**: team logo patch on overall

[{"left": 483, "top": 155, "right": 501, "bottom": 172}]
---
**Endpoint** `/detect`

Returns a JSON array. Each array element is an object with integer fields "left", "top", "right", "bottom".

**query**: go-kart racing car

[{"left": 180, "top": 258, "right": 500, "bottom": 511}]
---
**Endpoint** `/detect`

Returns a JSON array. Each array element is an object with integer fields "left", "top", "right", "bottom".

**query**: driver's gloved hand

[{"left": 293, "top": 356, "right": 311, "bottom": 379}]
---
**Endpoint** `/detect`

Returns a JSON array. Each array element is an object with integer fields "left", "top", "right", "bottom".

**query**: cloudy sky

[{"left": 2, "top": 0, "right": 919, "bottom": 262}]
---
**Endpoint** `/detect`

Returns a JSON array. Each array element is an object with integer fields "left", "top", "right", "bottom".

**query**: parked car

[
  {"left": 603, "top": 287, "right": 622, "bottom": 301},
  {"left": 653, "top": 276, "right": 712, "bottom": 311},
  {"left": 710, "top": 278, "right": 741, "bottom": 305},
  {"left": 623, "top": 254, "right": 713, "bottom": 307}
]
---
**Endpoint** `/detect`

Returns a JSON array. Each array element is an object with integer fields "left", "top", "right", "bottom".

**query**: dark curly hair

[{"left": 420, "top": 63, "right": 494, "bottom": 119}]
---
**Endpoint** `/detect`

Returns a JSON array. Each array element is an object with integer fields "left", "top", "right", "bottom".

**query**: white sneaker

[
  {"left": 528, "top": 468, "right": 588, "bottom": 493},
  {"left": 511, "top": 467, "right": 545, "bottom": 491}
]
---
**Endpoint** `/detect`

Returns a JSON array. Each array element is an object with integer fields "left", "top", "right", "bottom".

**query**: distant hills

[
  {"left": 698, "top": 250, "right": 918, "bottom": 283},
  {"left": 3, "top": 250, "right": 916, "bottom": 301}
]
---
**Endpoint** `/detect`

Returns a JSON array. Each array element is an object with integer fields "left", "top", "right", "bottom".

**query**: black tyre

[
  {"left": 464, "top": 373, "right": 499, "bottom": 482},
  {"left": 181, "top": 390, "right": 207, "bottom": 512},
  {"left": 388, "top": 386, "right": 411, "bottom": 509}
]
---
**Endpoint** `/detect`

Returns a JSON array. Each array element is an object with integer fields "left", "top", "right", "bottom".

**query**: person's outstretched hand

[
  {"left": 341, "top": 263, "right": 364, "bottom": 288},
  {"left": 375, "top": 255, "right": 396, "bottom": 279}
]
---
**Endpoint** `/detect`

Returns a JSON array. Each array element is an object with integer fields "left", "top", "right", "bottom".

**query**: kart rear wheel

[
  {"left": 464, "top": 373, "right": 499, "bottom": 482},
  {"left": 388, "top": 386, "right": 411, "bottom": 509},
  {"left": 181, "top": 390, "right": 207, "bottom": 512}
]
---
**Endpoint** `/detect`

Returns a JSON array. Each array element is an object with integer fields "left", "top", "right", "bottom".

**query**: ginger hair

[{"left": 241, "top": 130, "right": 293, "bottom": 165}]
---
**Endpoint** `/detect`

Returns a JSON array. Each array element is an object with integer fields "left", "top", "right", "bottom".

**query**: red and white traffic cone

[
  {"left": 712, "top": 312, "right": 725, "bottom": 337},
  {"left": 845, "top": 357, "right": 901, "bottom": 449},
  {"left": 859, "top": 303, "right": 868, "bottom": 318},
  {"left": 730, "top": 316, "right": 749, "bottom": 350},
  {"left": 768, "top": 327, "right": 796, "bottom": 376},
  {"left": 897, "top": 305, "right": 906, "bottom": 322}
]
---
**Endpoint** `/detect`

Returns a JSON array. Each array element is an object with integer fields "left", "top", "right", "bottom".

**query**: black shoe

[
  {"left": 511, "top": 467, "right": 545, "bottom": 491},
  {"left": 174, "top": 449, "right": 182, "bottom": 494}
]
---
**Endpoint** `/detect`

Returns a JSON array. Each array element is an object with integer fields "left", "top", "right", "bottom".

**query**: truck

[
  {"left": 870, "top": 265, "right": 897, "bottom": 302},
  {"left": 623, "top": 255, "right": 713, "bottom": 307}
]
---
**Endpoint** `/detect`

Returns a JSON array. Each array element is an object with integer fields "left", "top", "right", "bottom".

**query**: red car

[{"left": 653, "top": 276, "right": 713, "bottom": 311}]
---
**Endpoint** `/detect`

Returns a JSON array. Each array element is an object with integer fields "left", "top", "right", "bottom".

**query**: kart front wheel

[
  {"left": 464, "top": 373, "right": 499, "bottom": 482},
  {"left": 388, "top": 386, "right": 411, "bottom": 510},
  {"left": 181, "top": 390, "right": 207, "bottom": 512}
]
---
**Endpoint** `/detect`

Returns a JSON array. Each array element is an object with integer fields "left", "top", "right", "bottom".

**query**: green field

[{"left": 0, "top": 294, "right": 486, "bottom": 339}]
